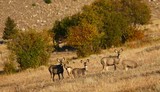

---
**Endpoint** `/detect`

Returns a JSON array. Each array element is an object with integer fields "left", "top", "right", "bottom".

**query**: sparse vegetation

[
  {"left": 0, "top": 45, "right": 160, "bottom": 91},
  {"left": 43, "top": 0, "right": 52, "bottom": 4},
  {"left": 3, "top": 52, "right": 17, "bottom": 74},
  {"left": 32, "top": 3, "right": 36, "bottom": 7},
  {"left": 3, "top": 61, "right": 17, "bottom": 74}
]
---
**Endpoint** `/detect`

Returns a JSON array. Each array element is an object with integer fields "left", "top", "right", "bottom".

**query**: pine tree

[{"left": 3, "top": 17, "right": 18, "bottom": 40}]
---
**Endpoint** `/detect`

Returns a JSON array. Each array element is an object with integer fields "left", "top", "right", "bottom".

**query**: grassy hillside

[
  {"left": 0, "top": 0, "right": 160, "bottom": 92},
  {"left": 0, "top": 43, "right": 160, "bottom": 92},
  {"left": 0, "top": 0, "right": 160, "bottom": 38}
]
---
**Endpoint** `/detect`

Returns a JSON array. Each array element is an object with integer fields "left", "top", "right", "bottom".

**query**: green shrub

[
  {"left": 90, "top": 0, "right": 149, "bottom": 47},
  {"left": 80, "top": 6, "right": 104, "bottom": 32},
  {"left": 52, "top": 15, "right": 80, "bottom": 42},
  {"left": 102, "top": 12, "right": 129, "bottom": 47},
  {"left": 7, "top": 30, "right": 54, "bottom": 70},
  {"left": 3, "top": 17, "right": 18, "bottom": 40},
  {"left": 32, "top": 3, "right": 36, "bottom": 6},
  {"left": 121, "top": 0, "right": 151, "bottom": 25},
  {"left": 44, "top": 0, "right": 52, "bottom": 4}
]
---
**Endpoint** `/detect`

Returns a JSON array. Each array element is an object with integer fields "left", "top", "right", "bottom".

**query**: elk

[
  {"left": 48, "top": 57, "right": 65, "bottom": 81},
  {"left": 121, "top": 60, "right": 138, "bottom": 71},
  {"left": 64, "top": 61, "right": 73, "bottom": 78},
  {"left": 71, "top": 59, "right": 89, "bottom": 78},
  {"left": 101, "top": 48, "right": 123, "bottom": 72}
]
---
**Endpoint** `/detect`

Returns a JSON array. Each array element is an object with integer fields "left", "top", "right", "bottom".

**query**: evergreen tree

[{"left": 3, "top": 17, "right": 18, "bottom": 40}]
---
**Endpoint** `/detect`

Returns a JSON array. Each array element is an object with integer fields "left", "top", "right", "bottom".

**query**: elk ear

[
  {"left": 57, "top": 58, "right": 60, "bottom": 62},
  {"left": 63, "top": 63, "right": 66, "bottom": 67},
  {"left": 63, "top": 57, "right": 65, "bottom": 61},
  {"left": 80, "top": 60, "right": 83, "bottom": 63},
  {"left": 87, "top": 59, "right": 89, "bottom": 63},
  {"left": 114, "top": 49, "right": 118, "bottom": 53},
  {"left": 119, "top": 48, "right": 123, "bottom": 52},
  {"left": 66, "top": 61, "right": 69, "bottom": 64}
]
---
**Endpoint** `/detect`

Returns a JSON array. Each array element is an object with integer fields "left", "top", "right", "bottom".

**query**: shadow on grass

[
  {"left": 54, "top": 45, "right": 76, "bottom": 52},
  {"left": 0, "top": 70, "right": 5, "bottom": 75}
]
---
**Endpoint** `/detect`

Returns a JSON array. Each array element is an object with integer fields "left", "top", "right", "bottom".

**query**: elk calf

[
  {"left": 71, "top": 59, "right": 89, "bottom": 78},
  {"left": 121, "top": 60, "right": 137, "bottom": 71},
  {"left": 101, "top": 48, "right": 123, "bottom": 72},
  {"left": 64, "top": 61, "right": 73, "bottom": 78},
  {"left": 48, "top": 57, "right": 65, "bottom": 81}
]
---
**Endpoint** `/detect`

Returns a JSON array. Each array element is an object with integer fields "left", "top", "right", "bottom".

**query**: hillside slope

[
  {"left": 0, "top": 43, "right": 160, "bottom": 92},
  {"left": 0, "top": 0, "right": 160, "bottom": 38},
  {"left": 0, "top": 0, "right": 95, "bottom": 37},
  {"left": 0, "top": 1, "right": 160, "bottom": 92}
]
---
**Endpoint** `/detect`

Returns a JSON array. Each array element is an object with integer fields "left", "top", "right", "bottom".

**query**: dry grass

[
  {"left": 0, "top": 42, "right": 160, "bottom": 92},
  {"left": 0, "top": 0, "right": 160, "bottom": 92}
]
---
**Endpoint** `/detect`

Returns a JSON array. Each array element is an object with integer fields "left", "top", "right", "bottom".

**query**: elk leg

[
  {"left": 105, "top": 66, "right": 108, "bottom": 71},
  {"left": 61, "top": 73, "right": 64, "bottom": 79},
  {"left": 82, "top": 72, "right": 85, "bottom": 76},
  {"left": 67, "top": 71, "right": 70, "bottom": 76},
  {"left": 102, "top": 65, "right": 105, "bottom": 71},
  {"left": 125, "top": 67, "right": 128, "bottom": 71},
  {"left": 73, "top": 73, "right": 76, "bottom": 78},
  {"left": 50, "top": 73, "right": 52, "bottom": 80},
  {"left": 58, "top": 74, "right": 61, "bottom": 80},
  {"left": 114, "top": 64, "right": 117, "bottom": 70},
  {"left": 52, "top": 74, "right": 55, "bottom": 81}
]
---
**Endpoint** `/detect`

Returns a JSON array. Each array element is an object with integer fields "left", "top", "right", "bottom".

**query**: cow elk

[
  {"left": 121, "top": 60, "right": 138, "bottom": 71},
  {"left": 48, "top": 57, "right": 65, "bottom": 81},
  {"left": 64, "top": 61, "right": 73, "bottom": 78},
  {"left": 71, "top": 59, "right": 89, "bottom": 78},
  {"left": 101, "top": 48, "right": 123, "bottom": 72}
]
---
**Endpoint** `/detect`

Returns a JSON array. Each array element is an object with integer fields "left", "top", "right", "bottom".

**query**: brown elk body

[
  {"left": 64, "top": 63, "right": 73, "bottom": 78},
  {"left": 71, "top": 59, "right": 89, "bottom": 78},
  {"left": 101, "top": 48, "right": 123, "bottom": 72},
  {"left": 121, "top": 60, "right": 138, "bottom": 71}
]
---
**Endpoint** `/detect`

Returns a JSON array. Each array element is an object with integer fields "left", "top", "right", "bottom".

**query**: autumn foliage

[
  {"left": 67, "top": 24, "right": 101, "bottom": 57},
  {"left": 52, "top": 0, "right": 151, "bottom": 57}
]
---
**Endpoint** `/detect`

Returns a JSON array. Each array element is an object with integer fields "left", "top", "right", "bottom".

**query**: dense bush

[
  {"left": 3, "top": 17, "right": 18, "bottom": 40},
  {"left": 52, "top": 16, "right": 79, "bottom": 42},
  {"left": 121, "top": 0, "right": 151, "bottom": 25},
  {"left": 67, "top": 23, "right": 101, "bottom": 57},
  {"left": 123, "top": 26, "right": 145, "bottom": 41},
  {"left": 52, "top": 0, "right": 151, "bottom": 57},
  {"left": 102, "top": 12, "right": 129, "bottom": 47},
  {"left": 90, "top": 0, "right": 150, "bottom": 47},
  {"left": 7, "top": 30, "right": 53, "bottom": 70}
]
